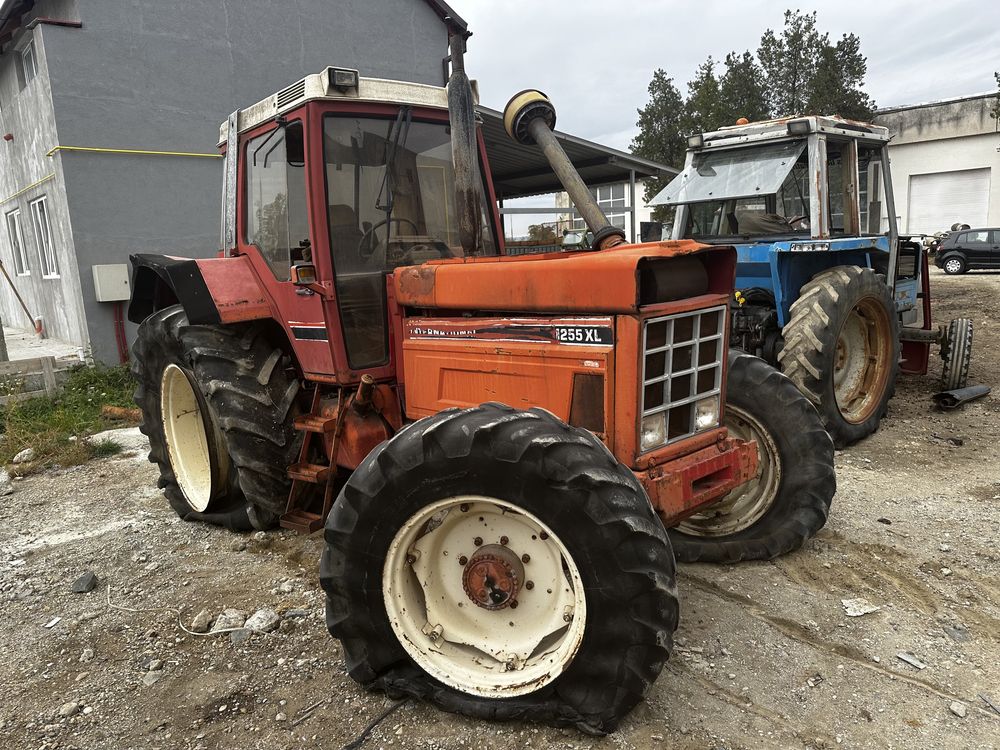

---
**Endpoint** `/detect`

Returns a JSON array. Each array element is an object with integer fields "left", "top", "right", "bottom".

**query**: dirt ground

[{"left": 1, "top": 267, "right": 998, "bottom": 750}]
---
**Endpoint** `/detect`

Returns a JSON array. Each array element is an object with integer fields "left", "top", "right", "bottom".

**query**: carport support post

[
  {"left": 629, "top": 169, "right": 636, "bottom": 243},
  {"left": 0, "top": 316, "right": 7, "bottom": 362}
]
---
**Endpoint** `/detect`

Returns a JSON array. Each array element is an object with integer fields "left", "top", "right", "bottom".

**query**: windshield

[
  {"left": 323, "top": 114, "right": 497, "bottom": 369},
  {"left": 678, "top": 143, "right": 811, "bottom": 240},
  {"left": 652, "top": 140, "right": 807, "bottom": 206}
]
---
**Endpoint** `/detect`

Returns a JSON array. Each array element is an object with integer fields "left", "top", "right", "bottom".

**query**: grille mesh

[{"left": 641, "top": 305, "right": 725, "bottom": 447}]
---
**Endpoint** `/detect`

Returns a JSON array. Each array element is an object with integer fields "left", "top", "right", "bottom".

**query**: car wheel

[{"left": 942, "top": 257, "right": 966, "bottom": 275}]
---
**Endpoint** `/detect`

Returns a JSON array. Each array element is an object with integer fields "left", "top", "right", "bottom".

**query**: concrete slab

[{"left": 1, "top": 326, "right": 83, "bottom": 363}]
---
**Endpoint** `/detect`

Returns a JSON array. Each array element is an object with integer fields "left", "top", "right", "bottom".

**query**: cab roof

[
  {"left": 697, "top": 115, "right": 890, "bottom": 150},
  {"left": 219, "top": 68, "right": 478, "bottom": 144}
]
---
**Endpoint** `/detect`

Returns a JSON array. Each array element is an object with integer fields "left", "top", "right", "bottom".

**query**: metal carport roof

[{"left": 477, "top": 106, "right": 677, "bottom": 200}]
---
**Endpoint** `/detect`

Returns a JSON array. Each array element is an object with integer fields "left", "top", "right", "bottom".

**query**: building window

[
  {"left": 5, "top": 208, "right": 30, "bottom": 276},
  {"left": 572, "top": 183, "right": 628, "bottom": 231},
  {"left": 20, "top": 39, "right": 38, "bottom": 87},
  {"left": 30, "top": 196, "right": 58, "bottom": 277}
]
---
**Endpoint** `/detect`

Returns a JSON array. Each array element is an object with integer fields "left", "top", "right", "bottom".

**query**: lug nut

[
  {"left": 540, "top": 531, "right": 549, "bottom": 540},
  {"left": 499, "top": 536, "right": 509, "bottom": 546},
  {"left": 473, "top": 537, "right": 483, "bottom": 547},
  {"left": 563, "top": 612, "right": 573, "bottom": 623},
  {"left": 509, "top": 600, "right": 519, "bottom": 609},
  {"left": 525, "top": 581, "right": 534, "bottom": 590},
  {"left": 458, "top": 555, "right": 468, "bottom": 566},
  {"left": 521, "top": 553, "right": 530, "bottom": 563},
  {"left": 460, "top": 503, "right": 469, "bottom": 512},
  {"left": 405, "top": 554, "right": 416, "bottom": 564}
]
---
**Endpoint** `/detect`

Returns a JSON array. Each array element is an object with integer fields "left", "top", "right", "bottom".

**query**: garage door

[{"left": 907, "top": 168, "right": 991, "bottom": 234}]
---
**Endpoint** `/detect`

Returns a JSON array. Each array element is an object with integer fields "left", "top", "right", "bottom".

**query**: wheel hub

[{"left": 462, "top": 544, "right": 524, "bottom": 610}]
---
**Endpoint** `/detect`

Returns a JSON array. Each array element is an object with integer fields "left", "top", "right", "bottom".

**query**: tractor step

[
  {"left": 293, "top": 414, "right": 337, "bottom": 433},
  {"left": 279, "top": 509, "right": 324, "bottom": 534},
  {"left": 287, "top": 462, "right": 331, "bottom": 483}
]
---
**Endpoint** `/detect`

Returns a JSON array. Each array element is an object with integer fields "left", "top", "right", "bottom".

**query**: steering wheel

[
  {"left": 358, "top": 217, "right": 420, "bottom": 261},
  {"left": 786, "top": 214, "right": 810, "bottom": 231}
]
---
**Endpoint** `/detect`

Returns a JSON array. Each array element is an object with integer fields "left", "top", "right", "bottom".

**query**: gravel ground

[{"left": 1, "top": 267, "right": 998, "bottom": 750}]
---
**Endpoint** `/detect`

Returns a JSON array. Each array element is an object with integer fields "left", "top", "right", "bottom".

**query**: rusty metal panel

[
  {"left": 195, "top": 256, "right": 273, "bottom": 323},
  {"left": 393, "top": 240, "right": 712, "bottom": 312},
  {"left": 400, "top": 316, "right": 613, "bottom": 424}
]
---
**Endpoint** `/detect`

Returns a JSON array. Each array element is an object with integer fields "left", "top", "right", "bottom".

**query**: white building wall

[{"left": 875, "top": 94, "right": 1000, "bottom": 234}]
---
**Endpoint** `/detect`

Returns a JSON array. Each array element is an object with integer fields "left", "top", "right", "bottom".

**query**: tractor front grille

[{"left": 641, "top": 305, "right": 726, "bottom": 447}]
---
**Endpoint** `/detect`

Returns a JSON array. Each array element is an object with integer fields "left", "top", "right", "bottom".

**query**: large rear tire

[
  {"left": 778, "top": 265, "right": 900, "bottom": 447},
  {"left": 320, "top": 403, "right": 678, "bottom": 735},
  {"left": 669, "top": 351, "right": 835, "bottom": 563},
  {"left": 132, "top": 306, "right": 300, "bottom": 530}
]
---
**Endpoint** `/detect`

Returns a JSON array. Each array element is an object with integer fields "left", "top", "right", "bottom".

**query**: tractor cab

[
  {"left": 217, "top": 67, "right": 501, "bottom": 379},
  {"left": 650, "top": 115, "right": 969, "bottom": 447},
  {"left": 653, "top": 116, "right": 922, "bottom": 327}
]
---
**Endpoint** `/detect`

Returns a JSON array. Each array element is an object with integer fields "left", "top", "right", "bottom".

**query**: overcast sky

[{"left": 452, "top": 0, "right": 1000, "bottom": 153}]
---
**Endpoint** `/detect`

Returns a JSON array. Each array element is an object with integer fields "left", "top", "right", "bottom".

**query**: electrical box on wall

[{"left": 92, "top": 264, "right": 131, "bottom": 302}]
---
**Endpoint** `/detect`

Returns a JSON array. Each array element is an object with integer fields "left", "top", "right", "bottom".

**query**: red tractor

[{"left": 128, "top": 37, "right": 834, "bottom": 733}]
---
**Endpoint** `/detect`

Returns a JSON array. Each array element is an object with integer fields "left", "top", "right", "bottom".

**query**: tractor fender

[{"left": 128, "top": 253, "right": 274, "bottom": 325}]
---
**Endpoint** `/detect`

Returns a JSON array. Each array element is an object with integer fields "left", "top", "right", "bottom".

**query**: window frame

[
  {"left": 5, "top": 208, "right": 30, "bottom": 276},
  {"left": 29, "top": 195, "right": 58, "bottom": 278},
  {"left": 20, "top": 39, "right": 38, "bottom": 86}
]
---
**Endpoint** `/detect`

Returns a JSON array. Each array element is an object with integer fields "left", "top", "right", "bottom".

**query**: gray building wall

[
  {"left": 3, "top": 0, "right": 452, "bottom": 363},
  {"left": 0, "top": 0, "right": 87, "bottom": 349}
]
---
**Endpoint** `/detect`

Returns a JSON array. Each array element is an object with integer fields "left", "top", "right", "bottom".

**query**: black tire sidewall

[
  {"left": 322, "top": 407, "right": 677, "bottom": 733},
  {"left": 132, "top": 307, "right": 244, "bottom": 521}
]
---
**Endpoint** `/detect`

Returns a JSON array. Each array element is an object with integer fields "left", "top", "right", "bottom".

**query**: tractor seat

[{"left": 328, "top": 204, "right": 365, "bottom": 259}]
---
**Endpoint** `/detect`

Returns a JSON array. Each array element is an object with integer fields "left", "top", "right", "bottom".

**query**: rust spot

[{"left": 396, "top": 265, "right": 437, "bottom": 300}]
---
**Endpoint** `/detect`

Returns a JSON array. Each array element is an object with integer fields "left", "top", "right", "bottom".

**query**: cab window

[{"left": 244, "top": 122, "right": 308, "bottom": 281}]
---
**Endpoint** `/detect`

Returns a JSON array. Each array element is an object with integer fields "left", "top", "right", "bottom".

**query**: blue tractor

[{"left": 653, "top": 116, "right": 972, "bottom": 446}]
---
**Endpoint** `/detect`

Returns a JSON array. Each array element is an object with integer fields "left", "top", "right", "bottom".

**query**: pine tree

[
  {"left": 683, "top": 57, "right": 724, "bottom": 134},
  {"left": 758, "top": 10, "right": 826, "bottom": 116},
  {"left": 631, "top": 69, "right": 687, "bottom": 213},
  {"left": 806, "top": 33, "right": 875, "bottom": 120},
  {"left": 718, "top": 51, "right": 770, "bottom": 125}
]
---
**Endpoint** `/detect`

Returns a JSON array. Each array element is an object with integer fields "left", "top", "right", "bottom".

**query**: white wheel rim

[
  {"left": 675, "top": 404, "right": 781, "bottom": 536},
  {"left": 945, "top": 259, "right": 961, "bottom": 273},
  {"left": 382, "top": 496, "right": 587, "bottom": 697},
  {"left": 160, "top": 364, "right": 214, "bottom": 512}
]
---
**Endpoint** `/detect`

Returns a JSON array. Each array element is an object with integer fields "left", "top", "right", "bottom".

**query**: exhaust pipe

[
  {"left": 503, "top": 90, "right": 626, "bottom": 251},
  {"left": 447, "top": 32, "right": 482, "bottom": 256}
]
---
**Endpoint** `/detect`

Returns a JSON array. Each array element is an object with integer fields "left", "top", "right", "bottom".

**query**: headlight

[
  {"left": 640, "top": 413, "right": 667, "bottom": 452},
  {"left": 694, "top": 395, "right": 720, "bottom": 431}
]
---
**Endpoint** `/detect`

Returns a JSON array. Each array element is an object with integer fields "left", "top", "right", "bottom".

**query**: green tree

[
  {"left": 630, "top": 69, "right": 686, "bottom": 216},
  {"left": 991, "top": 72, "right": 1000, "bottom": 123},
  {"left": 806, "top": 33, "right": 875, "bottom": 120},
  {"left": 683, "top": 57, "right": 725, "bottom": 134},
  {"left": 758, "top": 9, "right": 826, "bottom": 116},
  {"left": 717, "top": 51, "right": 770, "bottom": 125},
  {"left": 527, "top": 223, "right": 557, "bottom": 243}
]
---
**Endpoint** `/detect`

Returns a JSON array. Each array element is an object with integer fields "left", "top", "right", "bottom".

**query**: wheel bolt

[
  {"left": 405, "top": 554, "right": 416, "bottom": 564},
  {"left": 499, "top": 536, "right": 509, "bottom": 546},
  {"left": 473, "top": 537, "right": 483, "bottom": 546},
  {"left": 525, "top": 581, "right": 534, "bottom": 590},
  {"left": 458, "top": 555, "right": 468, "bottom": 566},
  {"left": 459, "top": 503, "right": 469, "bottom": 512},
  {"left": 539, "top": 531, "right": 549, "bottom": 540},
  {"left": 509, "top": 600, "right": 518, "bottom": 609},
  {"left": 563, "top": 612, "right": 573, "bottom": 623},
  {"left": 521, "top": 553, "right": 530, "bottom": 563}
]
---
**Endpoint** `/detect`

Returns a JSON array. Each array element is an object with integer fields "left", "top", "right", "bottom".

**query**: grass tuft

[{"left": 1, "top": 364, "right": 137, "bottom": 472}]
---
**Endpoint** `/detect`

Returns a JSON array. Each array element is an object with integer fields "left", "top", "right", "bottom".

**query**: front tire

[
  {"left": 320, "top": 403, "right": 678, "bottom": 734},
  {"left": 132, "top": 306, "right": 300, "bottom": 530},
  {"left": 669, "top": 352, "right": 835, "bottom": 563},
  {"left": 778, "top": 265, "right": 900, "bottom": 447}
]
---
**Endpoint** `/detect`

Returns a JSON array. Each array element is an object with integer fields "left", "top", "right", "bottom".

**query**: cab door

[{"left": 239, "top": 118, "right": 336, "bottom": 377}]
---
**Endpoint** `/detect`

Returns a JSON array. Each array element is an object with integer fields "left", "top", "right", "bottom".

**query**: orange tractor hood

[{"left": 393, "top": 240, "right": 721, "bottom": 313}]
